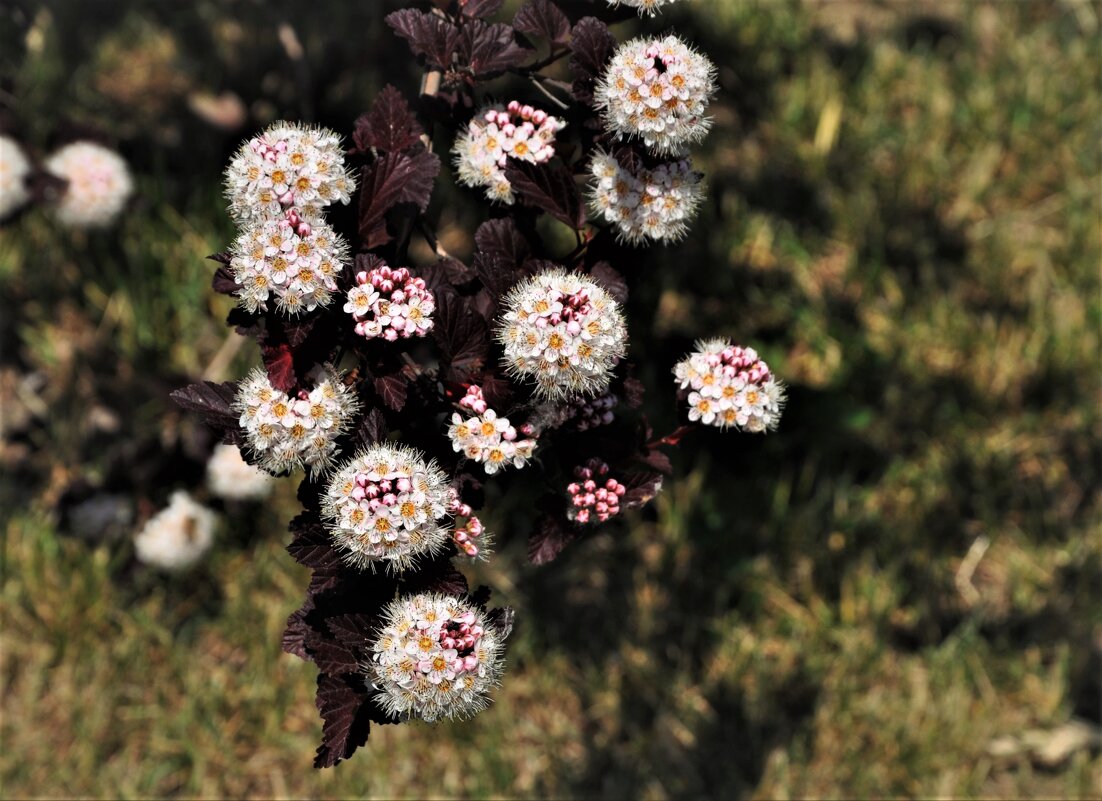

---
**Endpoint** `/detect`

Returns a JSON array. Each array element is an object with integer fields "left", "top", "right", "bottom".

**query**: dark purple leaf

[
  {"left": 386, "top": 9, "right": 460, "bottom": 70},
  {"left": 486, "top": 606, "right": 515, "bottom": 639},
  {"left": 503, "top": 159, "right": 584, "bottom": 229},
  {"left": 358, "top": 150, "right": 441, "bottom": 249},
  {"left": 459, "top": 21, "right": 534, "bottom": 78},
  {"left": 353, "top": 85, "right": 424, "bottom": 153},
  {"left": 475, "top": 217, "right": 532, "bottom": 266},
  {"left": 640, "top": 448, "right": 673, "bottom": 475},
  {"left": 211, "top": 266, "right": 238, "bottom": 296},
  {"left": 287, "top": 513, "right": 340, "bottom": 569},
  {"left": 326, "top": 613, "right": 376, "bottom": 650},
  {"left": 419, "top": 257, "right": 475, "bottom": 293},
  {"left": 433, "top": 291, "right": 490, "bottom": 380},
  {"left": 357, "top": 407, "right": 389, "bottom": 446},
  {"left": 261, "top": 341, "right": 297, "bottom": 393},
  {"left": 314, "top": 674, "right": 372, "bottom": 769},
  {"left": 479, "top": 373, "right": 513, "bottom": 408},
  {"left": 461, "top": 0, "right": 504, "bottom": 18},
  {"left": 307, "top": 633, "right": 361, "bottom": 676},
  {"left": 621, "top": 471, "right": 664, "bottom": 509},
  {"left": 206, "top": 251, "right": 231, "bottom": 265},
  {"left": 170, "top": 381, "right": 238, "bottom": 430},
  {"left": 374, "top": 374, "right": 408, "bottom": 412},
  {"left": 589, "top": 261, "right": 628, "bottom": 303},
  {"left": 283, "top": 606, "right": 311, "bottom": 659},
  {"left": 569, "top": 17, "right": 615, "bottom": 103},
  {"left": 514, "top": 0, "right": 571, "bottom": 45},
  {"left": 528, "top": 512, "right": 577, "bottom": 564},
  {"left": 622, "top": 375, "right": 645, "bottom": 409}
]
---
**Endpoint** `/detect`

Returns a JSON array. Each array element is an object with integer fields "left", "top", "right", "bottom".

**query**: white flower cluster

[
  {"left": 595, "top": 35, "right": 717, "bottom": 155},
  {"left": 369, "top": 593, "right": 505, "bottom": 722},
  {"left": 588, "top": 150, "right": 704, "bottom": 244},
  {"left": 133, "top": 490, "right": 216, "bottom": 571},
  {"left": 234, "top": 366, "right": 359, "bottom": 476},
  {"left": 606, "top": 0, "right": 682, "bottom": 16},
  {"left": 446, "top": 386, "right": 537, "bottom": 475},
  {"left": 496, "top": 269, "right": 628, "bottom": 401},
  {"left": 345, "top": 263, "right": 435, "bottom": 341},
  {"left": 229, "top": 212, "right": 347, "bottom": 315},
  {"left": 0, "top": 136, "right": 31, "bottom": 220},
  {"left": 673, "top": 339, "right": 786, "bottom": 432},
  {"left": 44, "top": 141, "right": 134, "bottom": 228},
  {"left": 224, "top": 122, "right": 355, "bottom": 224},
  {"left": 205, "top": 443, "right": 275, "bottom": 501},
  {"left": 322, "top": 444, "right": 453, "bottom": 572},
  {"left": 453, "top": 101, "right": 566, "bottom": 204}
]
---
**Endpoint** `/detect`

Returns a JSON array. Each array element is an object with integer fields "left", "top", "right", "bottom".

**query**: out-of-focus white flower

[
  {"left": 453, "top": 101, "right": 566, "bottom": 204},
  {"left": 234, "top": 366, "right": 359, "bottom": 477},
  {"left": 496, "top": 269, "right": 628, "bottom": 401},
  {"left": 588, "top": 150, "right": 704, "bottom": 244},
  {"left": 606, "top": 0, "right": 682, "bottom": 15},
  {"left": 0, "top": 136, "right": 31, "bottom": 220},
  {"left": 595, "top": 35, "right": 717, "bottom": 156},
  {"left": 446, "top": 386, "right": 537, "bottom": 475},
  {"left": 44, "top": 141, "right": 133, "bottom": 228},
  {"left": 368, "top": 593, "right": 506, "bottom": 722},
  {"left": 133, "top": 490, "right": 217, "bottom": 571},
  {"left": 322, "top": 444, "right": 453, "bottom": 572},
  {"left": 229, "top": 213, "right": 349, "bottom": 316},
  {"left": 673, "top": 339, "right": 786, "bottom": 432},
  {"left": 224, "top": 122, "right": 354, "bottom": 223},
  {"left": 206, "top": 443, "right": 275, "bottom": 501},
  {"left": 345, "top": 262, "right": 434, "bottom": 341}
]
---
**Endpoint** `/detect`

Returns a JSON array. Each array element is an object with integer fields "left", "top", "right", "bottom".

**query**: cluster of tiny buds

[
  {"left": 446, "top": 491, "right": 486, "bottom": 557},
  {"left": 453, "top": 102, "right": 566, "bottom": 204},
  {"left": 447, "top": 386, "right": 537, "bottom": 475},
  {"left": 674, "top": 339, "right": 786, "bottom": 432},
  {"left": 568, "top": 391, "right": 619, "bottom": 431},
  {"left": 345, "top": 263, "right": 435, "bottom": 341},
  {"left": 567, "top": 459, "right": 627, "bottom": 524}
]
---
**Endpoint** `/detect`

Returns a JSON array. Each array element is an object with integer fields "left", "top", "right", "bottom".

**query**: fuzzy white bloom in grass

[
  {"left": 674, "top": 339, "right": 786, "bottom": 432},
  {"left": 496, "top": 269, "right": 627, "bottom": 401},
  {"left": 230, "top": 213, "right": 349, "bottom": 316},
  {"left": 224, "top": 122, "right": 354, "bottom": 223},
  {"left": 453, "top": 101, "right": 566, "bottom": 204},
  {"left": 588, "top": 150, "right": 704, "bottom": 244},
  {"left": 607, "top": 0, "right": 682, "bottom": 15},
  {"left": 0, "top": 136, "right": 31, "bottom": 220},
  {"left": 368, "top": 593, "right": 505, "bottom": 722},
  {"left": 134, "top": 490, "right": 216, "bottom": 571},
  {"left": 44, "top": 141, "right": 133, "bottom": 228},
  {"left": 447, "top": 386, "right": 537, "bottom": 475},
  {"left": 206, "top": 443, "right": 275, "bottom": 501},
  {"left": 322, "top": 444, "right": 453, "bottom": 572},
  {"left": 234, "top": 366, "right": 359, "bottom": 477},
  {"left": 595, "top": 35, "right": 717, "bottom": 156}
]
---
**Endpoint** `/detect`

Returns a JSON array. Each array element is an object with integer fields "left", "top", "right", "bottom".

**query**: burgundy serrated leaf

[
  {"left": 314, "top": 673, "right": 372, "bottom": 769},
  {"left": 528, "top": 512, "right": 577, "bottom": 564},
  {"left": 459, "top": 20, "right": 534, "bottom": 78},
  {"left": 433, "top": 290, "right": 490, "bottom": 380},
  {"left": 261, "top": 341, "right": 297, "bottom": 393},
  {"left": 514, "top": 0, "right": 571, "bottom": 45},
  {"left": 569, "top": 17, "right": 615, "bottom": 103},
  {"left": 206, "top": 251, "right": 232, "bottom": 265},
  {"left": 283, "top": 606, "right": 311, "bottom": 659},
  {"left": 170, "top": 381, "right": 239, "bottom": 430},
  {"left": 461, "top": 0, "right": 505, "bottom": 18},
  {"left": 358, "top": 150, "right": 441, "bottom": 248},
  {"left": 353, "top": 85, "right": 424, "bottom": 153},
  {"left": 287, "top": 513, "right": 340, "bottom": 569},
  {"left": 504, "top": 159, "right": 584, "bottom": 230},
  {"left": 386, "top": 9, "right": 460, "bottom": 71},
  {"left": 211, "top": 266, "right": 238, "bottom": 296},
  {"left": 357, "top": 407, "right": 389, "bottom": 446},
  {"left": 374, "top": 374, "right": 408, "bottom": 412},
  {"left": 621, "top": 471, "right": 664, "bottom": 509}
]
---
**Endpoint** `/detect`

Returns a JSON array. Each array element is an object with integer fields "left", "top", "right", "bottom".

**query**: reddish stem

[{"left": 646, "top": 424, "right": 696, "bottom": 449}]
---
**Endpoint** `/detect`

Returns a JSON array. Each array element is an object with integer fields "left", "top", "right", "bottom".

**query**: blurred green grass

[{"left": 1, "top": 1, "right": 1100, "bottom": 798}]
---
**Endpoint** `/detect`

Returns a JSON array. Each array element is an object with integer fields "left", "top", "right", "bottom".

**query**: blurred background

[{"left": 1, "top": 0, "right": 1099, "bottom": 797}]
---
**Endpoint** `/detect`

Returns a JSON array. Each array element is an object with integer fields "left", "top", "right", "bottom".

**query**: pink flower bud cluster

[
  {"left": 567, "top": 459, "right": 627, "bottom": 524},
  {"left": 224, "top": 122, "right": 355, "bottom": 224},
  {"left": 447, "top": 386, "right": 536, "bottom": 475},
  {"left": 673, "top": 338, "right": 786, "bottom": 432},
  {"left": 234, "top": 366, "right": 359, "bottom": 477},
  {"left": 344, "top": 263, "right": 435, "bottom": 341},
  {"left": 323, "top": 444, "right": 453, "bottom": 572},
  {"left": 588, "top": 151, "right": 704, "bottom": 244},
  {"left": 595, "top": 35, "right": 717, "bottom": 155},
  {"left": 453, "top": 102, "right": 566, "bottom": 204},
  {"left": 369, "top": 593, "right": 505, "bottom": 722},
  {"left": 447, "top": 491, "right": 487, "bottom": 558}
]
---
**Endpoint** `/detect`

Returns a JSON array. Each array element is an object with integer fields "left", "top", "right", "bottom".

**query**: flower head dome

[
  {"left": 206, "top": 443, "right": 275, "bottom": 501},
  {"left": 229, "top": 213, "right": 349, "bottom": 316},
  {"left": 588, "top": 150, "right": 704, "bottom": 244},
  {"left": 322, "top": 444, "right": 453, "bottom": 572},
  {"left": 446, "top": 385, "right": 537, "bottom": 475},
  {"left": 606, "top": 0, "right": 682, "bottom": 15},
  {"left": 368, "top": 593, "right": 506, "bottom": 722},
  {"left": 0, "top": 136, "right": 31, "bottom": 220},
  {"left": 44, "top": 141, "right": 133, "bottom": 228},
  {"left": 133, "top": 490, "right": 217, "bottom": 571},
  {"left": 673, "top": 339, "right": 786, "bottom": 432},
  {"left": 595, "top": 35, "right": 717, "bottom": 156},
  {"left": 453, "top": 101, "right": 566, "bottom": 204},
  {"left": 224, "top": 122, "right": 355, "bottom": 223},
  {"left": 496, "top": 269, "right": 627, "bottom": 401},
  {"left": 234, "top": 365, "right": 359, "bottom": 476}
]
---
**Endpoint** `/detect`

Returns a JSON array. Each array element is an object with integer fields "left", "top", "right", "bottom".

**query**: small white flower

[
  {"left": 234, "top": 365, "right": 359, "bottom": 477},
  {"left": 595, "top": 35, "right": 717, "bottom": 156},
  {"left": 0, "top": 136, "right": 31, "bottom": 220},
  {"left": 673, "top": 339, "right": 786, "bottom": 432},
  {"left": 368, "top": 593, "right": 506, "bottom": 722},
  {"left": 133, "top": 490, "right": 217, "bottom": 571},
  {"left": 44, "top": 141, "right": 133, "bottom": 228},
  {"left": 495, "top": 269, "right": 628, "bottom": 401},
  {"left": 224, "top": 122, "right": 355, "bottom": 223},
  {"left": 606, "top": 0, "right": 682, "bottom": 16},
  {"left": 348, "top": 262, "right": 435, "bottom": 342},
  {"left": 322, "top": 444, "right": 453, "bottom": 573},
  {"left": 205, "top": 443, "right": 275, "bottom": 501},
  {"left": 587, "top": 150, "right": 704, "bottom": 244}
]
